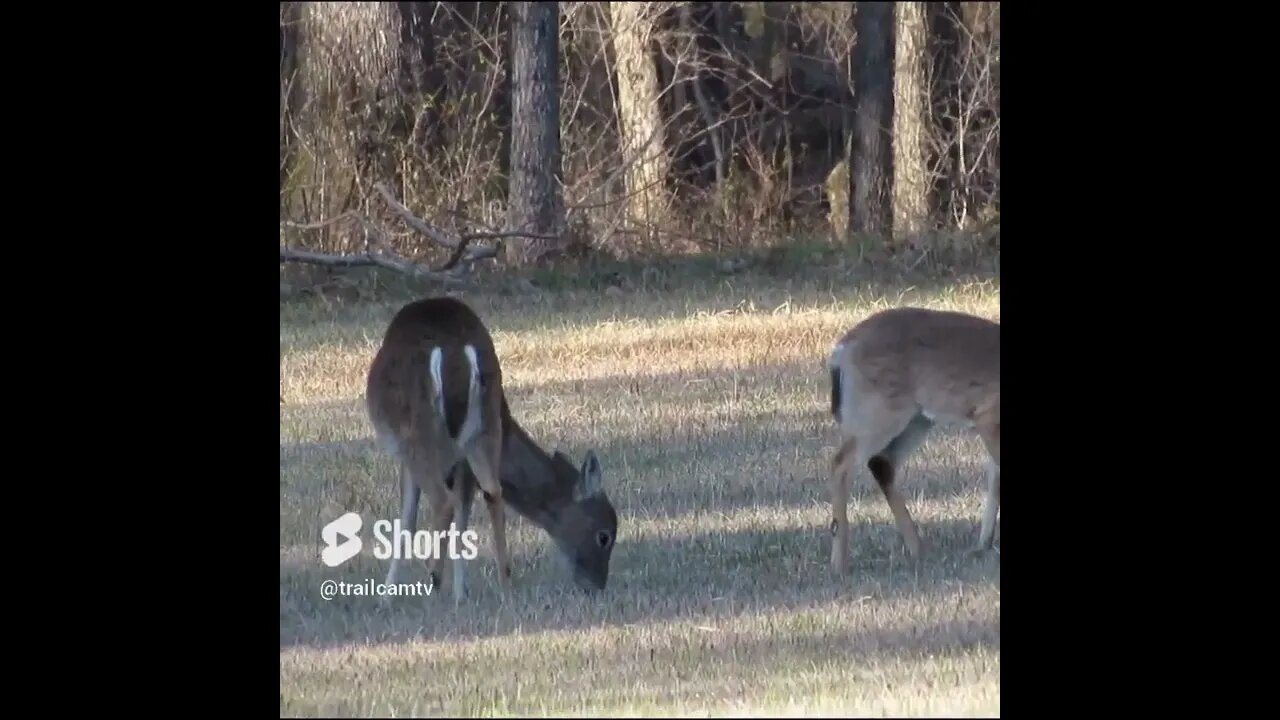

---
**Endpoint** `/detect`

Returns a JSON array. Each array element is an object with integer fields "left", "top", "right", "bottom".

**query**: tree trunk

[
  {"left": 927, "top": 2, "right": 962, "bottom": 228},
  {"left": 849, "top": 1, "right": 894, "bottom": 240},
  {"left": 507, "top": 1, "right": 564, "bottom": 264},
  {"left": 892, "top": 1, "right": 930, "bottom": 244},
  {"left": 608, "top": 1, "right": 671, "bottom": 229}
]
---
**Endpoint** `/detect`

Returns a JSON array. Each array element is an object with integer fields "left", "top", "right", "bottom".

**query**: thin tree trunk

[
  {"left": 507, "top": 1, "right": 564, "bottom": 264},
  {"left": 280, "top": 2, "right": 304, "bottom": 196},
  {"left": 679, "top": 3, "right": 724, "bottom": 194},
  {"left": 304, "top": 2, "right": 401, "bottom": 215},
  {"left": 849, "top": 1, "right": 894, "bottom": 240},
  {"left": 892, "top": 1, "right": 930, "bottom": 244},
  {"left": 396, "top": 2, "right": 446, "bottom": 159},
  {"left": 608, "top": 1, "right": 671, "bottom": 229},
  {"left": 962, "top": 1, "right": 999, "bottom": 223},
  {"left": 928, "top": 2, "right": 962, "bottom": 228}
]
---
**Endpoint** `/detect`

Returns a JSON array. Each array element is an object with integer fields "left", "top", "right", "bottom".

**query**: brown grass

[{"left": 280, "top": 268, "right": 1000, "bottom": 717}]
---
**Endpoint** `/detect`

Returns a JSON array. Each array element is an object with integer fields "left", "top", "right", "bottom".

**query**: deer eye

[{"left": 596, "top": 531, "right": 612, "bottom": 548}]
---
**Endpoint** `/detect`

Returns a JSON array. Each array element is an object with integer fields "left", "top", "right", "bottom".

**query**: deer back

[
  {"left": 366, "top": 297, "right": 504, "bottom": 459},
  {"left": 831, "top": 307, "right": 999, "bottom": 427}
]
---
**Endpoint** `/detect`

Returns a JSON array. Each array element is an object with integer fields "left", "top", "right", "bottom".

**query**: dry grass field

[{"left": 280, "top": 266, "right": 1001, "bottom": 717}]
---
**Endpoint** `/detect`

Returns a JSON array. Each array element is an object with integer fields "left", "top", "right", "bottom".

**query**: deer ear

[{"left": 574, "top": 450, "right": 603, "bottom": 501}]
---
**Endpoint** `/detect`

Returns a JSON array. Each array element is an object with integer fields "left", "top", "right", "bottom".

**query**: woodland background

[{"left": 278, "top": 2, "right": 999, "bottom": 283}]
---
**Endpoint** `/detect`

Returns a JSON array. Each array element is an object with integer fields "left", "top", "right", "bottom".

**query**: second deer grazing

[
  {"left": 826, "top": 307, "right": 1000, "bottom": 575},
  {"left": 365, "top": 296, "right": 618, "bottom": 603}
]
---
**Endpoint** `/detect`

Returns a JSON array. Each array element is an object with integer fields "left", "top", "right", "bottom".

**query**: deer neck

[{"left": 495, "top": 401, "right": 577, "bottom": 531}]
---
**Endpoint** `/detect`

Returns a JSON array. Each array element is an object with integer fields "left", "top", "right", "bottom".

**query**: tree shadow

[
  {"left": 281, "top": 346, "right": 1000, "bottom": 654},
  {"left": 282, "top": 352, "right": 991, "bottom": 483},
  {"left": 285, "top": 393, "right": 990, "bottom": 533},
  {"left": 280, "top": 259, "right": 998, "bottom": 359},
  {"left": 280, "top": 516, "right": 999, "bottom": 651}
]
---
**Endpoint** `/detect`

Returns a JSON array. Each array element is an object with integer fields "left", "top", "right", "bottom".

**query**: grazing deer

[
  {"left": 365, "top": 296, "right": 618, "bottom": 603},
  {"left": 451, "top": 402, "right": 618, "bottom": 593},
  {"left": 826, "top": 307, "right": 999, "bottom": 574}
]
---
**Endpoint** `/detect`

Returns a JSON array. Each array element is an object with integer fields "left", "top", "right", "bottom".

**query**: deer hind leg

[
  {"left": 420, "top": 472, "right": 455, "bottom": 595},
  {"left": 446, "top": 461, "right": 477, "bottom": 601},
  {"left": 868, "top": 412, "right": 934, "bottom": 560},
  {"left": 397, "top": 441, "right": 455, "bottom": 600},
  {"left": 830, "top": 409, "right": 925, "bottom": 573},
  {"left": 384, "top": 462, "right": 420, "bottom": 593},
  {"left": 829, "top": 433, "right": 855, "bottom": 576},
  {"left": 973, "top": 405, "right": 1000, "bottom": 554}
]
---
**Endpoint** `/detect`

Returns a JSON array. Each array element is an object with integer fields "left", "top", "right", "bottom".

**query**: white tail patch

[
  {"left": 429, "top": 347, "right": 446, "bottom": 420},
  {"left": 464, "top": 345, "right": 480, "bottom": 395},
  {"left": 828, "top": 341, "right": 850, "bottom": 423},
  {"left": 455, "top": 344, "right": 483, "bottom": 447},
  {"left": 427, "top": 344, "right": 485, "bottom": 446}
]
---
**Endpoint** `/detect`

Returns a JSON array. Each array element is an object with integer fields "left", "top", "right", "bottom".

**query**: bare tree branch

[
  {"left": 280, "top": 212, "right": 360, "bottom": 231},
  {"left": 372, "top": 182, "right": 557, "bottom": 250},
  {"left": 281, "top": 193, "right": 489, "bottom": 278},
  {"left": 460, "top": 230, "right": 559, "bottom": 243},
  {"left": 281, "top": 182, "right": 574, "bottom": 281},
  {"left": 435, "top": 237, "right": 474, "bottom": 272},
  {"left": 373, "top": 182, "right": 468, "bottom": 252},
  {"left": 279, "top": 247, "right": 472, "bottom": 287}
]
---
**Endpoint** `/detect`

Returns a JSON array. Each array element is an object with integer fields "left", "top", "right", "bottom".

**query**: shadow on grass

[
  {"left": 281, "top": 346, "right": 1000, "bottom": 651},
  {"left": 281, "top": 257, "right": 999, "bottom": 359},
  {"left": 279, "top": 515, "right": 999, "bottom": 651},
  {"left": 280, "top": 354, "right": 830, "bottom": 415},
  {"left": 282, "top": 404, "right": 987, "bottom": 530}
]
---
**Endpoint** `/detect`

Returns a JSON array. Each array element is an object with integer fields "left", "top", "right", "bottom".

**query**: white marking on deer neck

[
  {"left": 920, "top": 408, "right": 976, "bottom": 430},
  {"left": 455, "top": 344, "right": 483, "bottom": 448},
  {"left": 429, "top": 347, "right": 446, "bottom": 420},
  {"left": 553, "top": 545, "right": 574, "bottom": 577}
]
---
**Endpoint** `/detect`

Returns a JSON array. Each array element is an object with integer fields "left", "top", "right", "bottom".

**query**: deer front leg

[
  {"left": 972, "top": 460, "right": 1000, "bottom": 555},
  {"left": 466, "top": 433, "right": 511, "bottom": 600},
  {"left": 970, "top": 408, "right": 1001, "bottom": 557},
  {"left": 869, "top": 454, "right": 924, "bottom": 560}
]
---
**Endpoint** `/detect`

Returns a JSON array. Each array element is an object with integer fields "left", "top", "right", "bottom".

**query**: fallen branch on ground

[
  {"left": 279, "top": 247, "right": 473, "bottom": 287},
  {"left": 281, "top": 184, "right": 568, "bottom": 278},
  {"left": 372, "top": 182, "right": 559, "bottom": 265}
]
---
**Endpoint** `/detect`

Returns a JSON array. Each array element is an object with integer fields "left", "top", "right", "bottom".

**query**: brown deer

[
  {"left": 365, "top": 296, "right": 618, "bottom": 603},
  {"left": 826, "top": 307, "right": 999, "bottom": 574}
]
